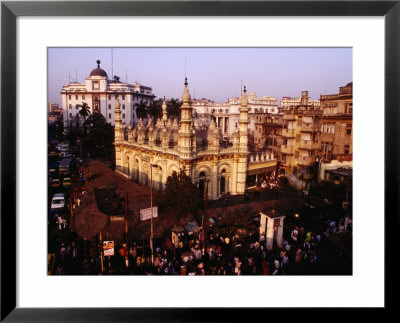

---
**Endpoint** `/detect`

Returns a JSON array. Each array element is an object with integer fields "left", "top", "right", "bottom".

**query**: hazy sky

[{"left": 48, "top": 47, "right": 352, "bottom": 105}]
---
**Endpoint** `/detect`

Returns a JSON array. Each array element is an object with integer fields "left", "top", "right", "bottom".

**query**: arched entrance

[
  {"left": 124, "top": 155, "right": 130, "bottom": 177},
  {"left": 198, "top": 171, "right": 207, "bottom": 198},
  {"left": 220, "top": 169, "right": 226, "bottom": 194}
]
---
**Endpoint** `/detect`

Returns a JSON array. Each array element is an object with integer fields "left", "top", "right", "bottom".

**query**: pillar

[
  {"left": 212, "top": 161, "right": 218, "bottom": 199},
  {"left": 266, "top": 217, "right": 275, "bottom": 250},
  {"left": 276, "top": 217, "right": 285, "bottom": 248},
  {"left": 231, "top": 157, "right": 238, "bottom": 194}
]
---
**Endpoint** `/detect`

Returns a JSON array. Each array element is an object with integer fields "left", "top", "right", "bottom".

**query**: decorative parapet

[{"left": 247, "top": 151, "right": 275, "bottom": 164}]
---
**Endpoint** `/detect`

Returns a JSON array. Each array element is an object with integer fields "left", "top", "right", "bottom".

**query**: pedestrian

[
  {"left": 295, "top": 248, "right": 303, "bottom": 263},
  {"left": 57, "top": 215, "right": 63, "bottom": 230}
]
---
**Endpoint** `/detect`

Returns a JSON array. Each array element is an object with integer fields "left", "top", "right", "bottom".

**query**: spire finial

[
  {"left": 185, "top": 77, "right": 188, "bottom": 87},
  {"left": 96, "top": 59, "right": 101, "bottom": 68},
  {"left": 243, "top": 85, "right": 246, "bottom": 94}
]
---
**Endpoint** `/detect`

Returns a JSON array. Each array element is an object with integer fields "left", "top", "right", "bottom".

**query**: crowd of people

[{"left": 49, "top": 211, "right": 352, "bottom": 276}]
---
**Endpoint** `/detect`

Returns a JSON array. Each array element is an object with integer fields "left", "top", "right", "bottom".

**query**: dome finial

[
  {"left": 96, "top": 60, "right": 101, "bottom": 67},
  {"left": 181, "top": 77, "right": 191, "bottom": 102},
  {"left": 241, "top": 85, "right": 248, "bottom": 107}
]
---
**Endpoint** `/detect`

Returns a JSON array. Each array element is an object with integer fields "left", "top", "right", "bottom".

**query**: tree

[
  {"left": 82, "top": 113, "right": 114, "bottom": 160},
  {"left": 167, "top": 98, "right": 181, "bottom": 119},
  {"left": 77, "top": 102, "right": 91, "bottom": 138},
  {"left": 135, "top": 100, "right": 148, "bottom": 120},
  {"left": 148, "top": 99, "right": 162, "bottom": 119},
  {"left": 77, "top": 102, "right": 91, "bottom": 120},
  {"left": 48, "top": 118, "right": 64, "bottom": 141},
  {"left": 156, "top": 169, "right": 199, "bottom": 220}
]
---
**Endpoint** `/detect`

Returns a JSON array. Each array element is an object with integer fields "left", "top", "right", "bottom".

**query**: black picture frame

[{"left": 1, "top": 1, "right": 398, "bottom": 321}]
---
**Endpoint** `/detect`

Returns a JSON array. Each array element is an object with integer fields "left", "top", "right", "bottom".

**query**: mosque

[{"left": 114, "top": 78, "right": 277, "bottom": 200}]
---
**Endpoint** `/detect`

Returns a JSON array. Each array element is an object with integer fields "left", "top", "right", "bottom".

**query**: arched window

[
  {"left": 198, "top": 171, "right": 207, "bottom": 199},
  {"left": 220, "top": 169, "right": 227, "bottom": 194}
]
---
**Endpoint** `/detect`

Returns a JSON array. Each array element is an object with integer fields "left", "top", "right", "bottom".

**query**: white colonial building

[
  {"left": 61, "top": 60, "right": 154, "bottom": 131},
  {"left": 114, "top": 79, "right": 277, "bottom": 200},
  {"left": 280, "top": 92, "right": 320, "bottom": 110},
  {"left": 192, "top": 92, "right": 279, "bottom": 141}
]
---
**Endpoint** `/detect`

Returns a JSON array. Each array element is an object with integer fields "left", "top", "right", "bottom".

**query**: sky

[{"left": 48, "top": 47, "right": 352, "bottom": 105}]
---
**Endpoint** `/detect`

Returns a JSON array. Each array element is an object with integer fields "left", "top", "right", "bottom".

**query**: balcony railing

[
  {"left": 299, "top": 140, "right": 319, "bottom": 150},
  {"left": 298, "top": 156, "right": 315, "bottom": 165},
  {"left": 301, "top": 122, "right": 319, "bottom": 132},
  {"left": 282, "top": 128, "right": 296, "bottom": 137},
  {"left": 281, "top": 144, "right": 294, "bottom": 154}
]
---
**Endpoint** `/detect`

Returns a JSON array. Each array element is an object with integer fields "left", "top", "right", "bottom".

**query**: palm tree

[
  {"left": 77, "top": 102, "right": 91, "bottom": 121},
  {"left": 77, "top": 102, "right": 91, "bottom": 138}
]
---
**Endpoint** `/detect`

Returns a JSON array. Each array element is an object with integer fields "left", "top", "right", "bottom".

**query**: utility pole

[
  {"left": 150, "top": 165, "right": 154, "bottom": 266},
  {"left": 202, "top": 183, "right": 208, "bottom": 256},
  {"left": 99, "top": 231, "right": 104, "bottom": 273},
  {"left": 125, "top": 192, "right": 128, "bottom": 243},
  {"left": 149, "top": 163, "right": 158, "bottom": 266}
]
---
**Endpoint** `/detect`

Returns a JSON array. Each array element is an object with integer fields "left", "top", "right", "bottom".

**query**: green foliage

[
  {"left": 48, "top": 119, "right": 64, "bottom": 140},
  {"left": 148, "top": 99, "right": 162, "bottom": 119},
  {"left": 135, "top": 101, "right": 148, "bottom": 120},
  {"left": 77, "top": 102, "right": 91, "bottom": 120},
  {"left": 82, "top": 113, "right": 114, "bottom": 160},
  {"left": 156, "top": 169, "right": 199, "bottom": 219},
  {"left": 167, "top": 98, "right": 181, "bottom": 119}
]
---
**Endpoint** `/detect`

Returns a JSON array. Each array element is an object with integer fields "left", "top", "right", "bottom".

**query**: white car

[
  {"left": 60, "top": 152, "right": 72, "bottom": 158},
  {"left": 51, "top": 193, "right": 65, "bottom": 210}
]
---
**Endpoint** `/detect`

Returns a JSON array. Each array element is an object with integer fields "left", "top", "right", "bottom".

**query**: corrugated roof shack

[
  {"left": 71, "top": 161, "right": 187, "bottom": 243},
  {"left": 72, "top": 162, "right": 128, "bottom": 242}
]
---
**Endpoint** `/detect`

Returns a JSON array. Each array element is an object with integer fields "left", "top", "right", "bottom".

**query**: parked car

[
  {"left": 50, "top": 178, "right": 61, "bottom": 188},
  {"left": 48, "top": 151, "right": 60, "bottom": 158},
  {"left": 62, "top": 177, "right": 72, "bottom": 188},
  {"left": 50, "top": 193, "right": 65, "bottom": 210},
  {"left": 60, "top": 152, "right": 72, "bottom": 158}
]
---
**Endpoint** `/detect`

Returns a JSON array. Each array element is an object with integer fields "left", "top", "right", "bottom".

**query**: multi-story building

[
  {"left": 263, "top": 114, "right": 284, "bottom": 161},
  {"left": 280, "top": 95, "right": 320, "bottom": 110},
  {"left": 114, "top": 80, "right": 277, "bottom": 199},
  {"left": 192, "top": 92, "right": 279, "bottom": 141},
  {"left": 280, "top": 91, "right": 322, "bottom": 192},
  {"left": 61, "top": 60, "right": 154, "bottom": 131},
  {"left": 318, "top": 82, "right": 353, "bottom": 181},
  {"left": 48, "top": 103, "right": 62, "bottom": 114}
]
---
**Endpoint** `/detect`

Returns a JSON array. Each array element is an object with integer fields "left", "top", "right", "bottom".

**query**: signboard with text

[
  {"left": 140, "top": 207, "right": 158, "bottom": 221},
  {"left": 103, "top": 241, "right": 114, "bottom": 256}
]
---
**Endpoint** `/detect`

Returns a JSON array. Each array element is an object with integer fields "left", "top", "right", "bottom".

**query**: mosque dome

[{"left": 90, "top": 60, "right": 107, "bottom": 77}]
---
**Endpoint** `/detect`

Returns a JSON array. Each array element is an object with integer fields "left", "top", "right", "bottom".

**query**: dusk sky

[{"left": 48, "top": 47, "right": 352, "bottom": 105}]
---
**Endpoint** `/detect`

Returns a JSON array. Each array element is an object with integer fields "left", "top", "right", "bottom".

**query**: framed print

[{"left": 1, "top": 0, "right": 399, "bottom": 321}]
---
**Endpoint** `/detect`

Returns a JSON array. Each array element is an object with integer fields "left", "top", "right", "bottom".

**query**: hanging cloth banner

[{"left": 260, "top": 213, "right": 267, "bottom": 241}]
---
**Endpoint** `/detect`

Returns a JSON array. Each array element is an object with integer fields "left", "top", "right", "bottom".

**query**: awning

[
  {"left": 326, "top": 167, "right": 352, "bottom": 177},
  {"left": 247, "top": 166, "right": 276, "bottom": 176}
]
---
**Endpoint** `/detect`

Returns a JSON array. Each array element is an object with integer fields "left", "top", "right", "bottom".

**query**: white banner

[
  {"left": 140, "top": 206, "right": 158, "bottom": 221},
  {"left": 260, "top": 213, "right": 267, "bottom": 241}
]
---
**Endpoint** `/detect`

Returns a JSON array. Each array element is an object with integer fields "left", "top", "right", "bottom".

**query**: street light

[{"left": 149, "top": 163, "right": 159, "bottom": 265}]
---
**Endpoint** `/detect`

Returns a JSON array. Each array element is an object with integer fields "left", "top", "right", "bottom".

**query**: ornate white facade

[
  {"left": 61, "top": 60, "right": 154, "bottom": 131},
  {"left": 115, "top": 80, "right": 277, "bottom": 200},
  {"left": 192, "top": 92, "right": 278, "bottom": 141}
]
